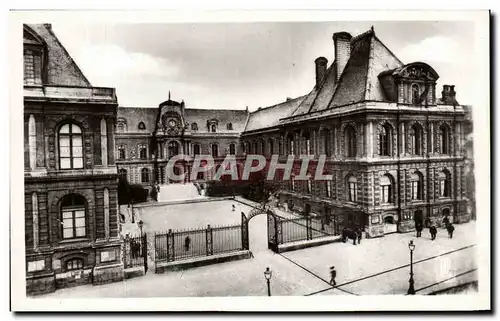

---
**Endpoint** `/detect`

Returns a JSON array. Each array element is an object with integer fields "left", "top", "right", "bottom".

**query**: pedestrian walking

[
  {"left": 184, "top": 236, "right": 191, "bottom": 251},
  {"left": 356, "top": 227, "right": 362, "bottom": 244},
  {"left": 232, "top": 204, "right": 235, "bottom": 212},
  {"left": 429, "top": 225, "right": 437, "bottom": 240},
  {"left": 446, "top": 223, "right": 455, "bottom": 239},
  {"left": 329, "top": 266, "right": 337, "bottom": 286},
  {"left": 442, "top": 216, "right": 450, "bottom": 228},
  {"left": 415, "top": 222, "right": 423, "bottom": 238}
]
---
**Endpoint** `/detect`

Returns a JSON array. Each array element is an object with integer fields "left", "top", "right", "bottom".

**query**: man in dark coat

[
  {"left": 442, "top": 216, "right": 450, "bottom": 227},
  {"left": 184, "top": 236, "right": 191, "bottom": 251},
  {"left": 415, "top": 222, "right": 423, "bottom": 238},
  {"left": 329, "top": 266, "right": 337, "bottom": 286},
  {"left": 446, "top": 223, "right": 455, "bottom": 239},
  {"left": 356, "top": 227, "right": 362, "bottom": 244},
  {"left": 429, "top": 225, "right": 437, "bottom": 240}
]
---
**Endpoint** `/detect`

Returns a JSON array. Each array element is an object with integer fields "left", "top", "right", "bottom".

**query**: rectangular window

[
  {"left": 139, "top": 145, "right": 147, "bottom": 160},
  {"left": 326, "top": 181, "right": 331, "bottom": 198},
  {"left": 27, "top": 259, "right": 45, "bottom": 272},
  {"left": 100, "top": 250, "right": 116, "bottom": 263},
  {"left": 349, "top": 183, "right": 357, "bottom": 202},
  {"left": 62, "top": 209, "right": 86, "bottom": 239},
  {"left": 382, "top": 185, "right": 391, "bottom": 203},
  {"left": 411, "top": 181, "right": 421, "bottom": 200}
]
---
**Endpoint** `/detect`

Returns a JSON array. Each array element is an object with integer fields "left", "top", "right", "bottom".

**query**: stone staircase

[{"left": 157, "top": 183, "right": 205, "bottom": 203}]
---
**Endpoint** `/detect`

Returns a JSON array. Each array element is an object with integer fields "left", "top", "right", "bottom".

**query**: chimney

[
  {"left": 314, "top": 57, "right": 328, "bottom": 89},
  {"left": 333, "top": 32, "right": 352, "bottom": 82},
  {"left": 441, "top": 85, "right": 457, "bottom": 104},
  {"left": 286, "top": 97, "right": 292, "bottom": 102}
]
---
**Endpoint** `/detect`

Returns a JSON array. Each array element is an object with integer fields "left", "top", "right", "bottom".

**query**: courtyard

[{"left": 36, "top": 201, "right": 478, "bottom": 298}]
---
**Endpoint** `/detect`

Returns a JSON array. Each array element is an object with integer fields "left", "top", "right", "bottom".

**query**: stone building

[
  {"left": 115, "top": 97, "right": 248, "bottom": 190},
  {"left": 23, "top": 24, "right": 123, "bottom": 295},
  {"left": 241, "top": 28, "right": 470, "bottom": 237}
]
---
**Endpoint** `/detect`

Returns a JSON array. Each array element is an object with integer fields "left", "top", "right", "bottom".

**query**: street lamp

[
  {"left": 264, "top": 267, "right": 272, "bottom": 296},
  {"left": 408, "top": 240, "right": 416, "bottom": 295},
  {"left": 138, "top": 220, "right": 144, "bottom": 236}
]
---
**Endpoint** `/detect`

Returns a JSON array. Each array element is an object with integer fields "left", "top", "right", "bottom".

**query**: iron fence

[
  {"left": 155, "top": 223, "right": 245, "bottom": 264},
  {"left": 279, "top": 215, "right": 340, "bottom": 245},
  {"left": 123, "top": 233, "right": 147, "bottom": 269},
  {"left": 212, "top": 224, "right": 243, "bottom": 255}
]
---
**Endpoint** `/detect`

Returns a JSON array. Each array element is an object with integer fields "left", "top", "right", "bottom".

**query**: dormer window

[
  {"left": 227, "top": 123, "right": 233, "bottom": 130},
  {"left": 24, "top": 49, "right": 43, "bottom": 85},
  {"left": 207, "top": 119, "right": 218, "bottom": 133},
  {"left": 138, "top": 122, "right": 146, "bottom": 130},
  {"left": 191, "top": 123, "right": 198, "bottom": 131},
  {"left": 211, "top": 124, "right": 217, "bottom": 133},
  {"left": 117, "top": 118, "right": 127, "bottom": 133}
]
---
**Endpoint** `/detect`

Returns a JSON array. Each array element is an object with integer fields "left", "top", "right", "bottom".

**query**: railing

[
  {"left": 280, "top": 215, "right": 340, "bottom": 245},
  {"left": 122, "top": 233, "right": 147, "bottom": 270},
  {"left": 155, "top": 224, "right": 244, "bottom": 264}
]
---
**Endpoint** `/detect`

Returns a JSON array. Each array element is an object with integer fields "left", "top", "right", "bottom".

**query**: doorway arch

[{"left": 241, "top": 206, "right": 280, "bottom": 253}]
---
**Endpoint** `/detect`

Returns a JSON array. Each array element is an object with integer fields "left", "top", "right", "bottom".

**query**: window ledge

[{"left": 59, "top": 238, "right": 91, "bottom": 244}]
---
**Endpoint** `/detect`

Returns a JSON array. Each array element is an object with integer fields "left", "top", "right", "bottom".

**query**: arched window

[
  {"left": 168, "top": 141, "right": 179, "bottom": 158},
  {"left": 438, "top": 170, "right": 451, "bottom": 197},
  {"left": 60, "top": 194, "right": 86, "bottom": 239},
  {"left": 211, "top": 144, "right": 219, "bottom": 157},
  {"left": 59, "top": 123, "right": 83, "bottom": 169},
  {"left": 410, "top": 172, "right": 423, "bottom": 200},
  {"left": 227, "top": 123, "right": 233, "bottom": 130},
  {"left": 65, "top": 258, "right": 84, "bottom": 271},
  {"left": 193, "top": 144, "right": 201, "bottom": 155},
  {"left": 411, "top": 123, "right": 423, "bottom": 155},
  {"left": 439, "top": 124, "right": 449, "bottom": 154},
  {"left": 138, "top": 122, "right": 146, "bottom": 130},
  {"left": 191, "top": 123, "right": 198, "bottom": 131},
  {"left": 347, "top": 175, "right": 357, "bottom": 202},
  {"left": 138, "top": 144, "right": 147, "bottom": 160},
  {"left": 345, "top": 126, "right": 356, "bottom": 157},
  {"left": 412, "top": 84, "right": 420, "bottom": 104},
  {"left": 323, "top": 129, "right": 331, "bottom": 157},
  {"left": 380, "top": 175, "right": 393, "bottom": 204},
  {"left": 229, "top": 143, "right": 236, "bottom": 155},
  {"left": 379, "top": 124, "right": 392, "bottom": 156},
  {"left": 287, "top": 134, "right": 294, "bottom": 155},
  {"left": 141, "top": 168, "right": 150, "bottom": 183},
  {"left": 118, "top": 168, "right": 127, "bottom": 179},
  {"left": 211, "top": 124, "right": 217, "bottom": 133},
  {"left": 117, "top": 145, "right": 126, "bottom": 160}
]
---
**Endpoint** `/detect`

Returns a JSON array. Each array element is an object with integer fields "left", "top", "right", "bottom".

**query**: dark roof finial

[
  {"left": 371, "top": 25, "right": 374, "bottom": 33},
  {"left": 168, "top": 91, "right": 171, "bottom": 100}
]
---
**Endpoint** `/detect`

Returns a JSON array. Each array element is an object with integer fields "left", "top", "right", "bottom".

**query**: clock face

[{"left": 168, "top": 119, "right": 177, "bottom": 127}]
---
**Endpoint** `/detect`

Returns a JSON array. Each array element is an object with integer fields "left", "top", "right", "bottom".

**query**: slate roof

[
  {"left": 184, "top": 108, "right": 249, "bottom": 133},
  {"left": 24, "top": 24, "right": 91, "bottom": 87},
  {"left": 117, "top": 107, "right": 249, "bottom": 134},
  {"left": 117, "top": 107, "right": 158, "bottom": 133},
  {"left": 244, "top": 96, "right": 306, "bottom": 132}
]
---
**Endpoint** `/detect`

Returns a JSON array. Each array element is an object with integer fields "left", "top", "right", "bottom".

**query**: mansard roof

[
  {"left": 244, "top": 96, "right": 306, "bottom": 133},
  {"left": 24, "top": 24, "right": 91, "bottom": 87},
  {"left": 184, "top": 108, "right": 249, "bottom": 133}
]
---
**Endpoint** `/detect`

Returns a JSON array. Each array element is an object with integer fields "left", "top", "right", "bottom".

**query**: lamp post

[
  {"left": 408, "top": 240, "right": 416, "bottom": 295},
  {"left": 264, "top": 267, "right": 272, "bottom": 296},
  {"left": 138, "top": 220, "right": 144, "bottom": 236}
]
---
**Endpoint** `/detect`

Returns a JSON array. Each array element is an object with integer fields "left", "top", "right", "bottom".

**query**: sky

[{"left": 52, "top": 21, "right": 476, "bottom": 111}]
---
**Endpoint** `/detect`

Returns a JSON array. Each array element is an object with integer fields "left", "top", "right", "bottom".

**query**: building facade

[
  {"left": 115, "top": 98, "right": 248, "bottom": 190},
  {"left": 241, "top": 28, "right": 470, "bottom": 237},
  {"left": 23, "top": 24, "right": 123, "bottom": 295}
]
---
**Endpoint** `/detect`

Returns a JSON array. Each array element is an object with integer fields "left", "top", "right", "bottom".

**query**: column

[
  {"left": 430, "top": 123, "right": 434, "bottom": 154},
  {"left": 401, "top": 121, "right": 405, "bottom": 156},
  {"left": 104, "top": 188, "right": 110, "bottom": 240},
  {"left": 28, "top": 115, "right": 36, "bottom": 170},
  {"left": 32, "top": 192, "right": 39, "bottom": 250},
  {"left": 100, "top": 118, "right": 108, "bottom": 166}
]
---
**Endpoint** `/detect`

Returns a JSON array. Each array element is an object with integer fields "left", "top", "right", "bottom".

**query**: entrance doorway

[{"left": 384, "top": 215, "right": 398, "bottom": 234}]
